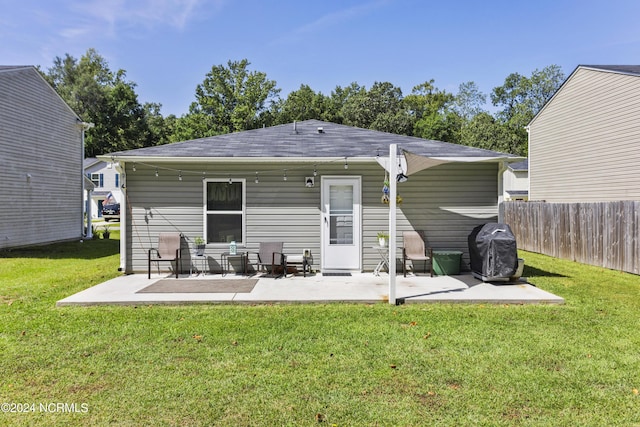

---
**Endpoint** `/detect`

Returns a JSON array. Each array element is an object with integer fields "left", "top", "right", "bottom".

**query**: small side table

[
  {"left": 190, "top": 250, "right": 208, "bottom": 276},
  {"left": 285, "top": 254, "right": 310, "bottom": 277},
  {"left": 221, "top": 252, "right": 247, "bottom": 276},
  {"left": 373, "top": 245, "right": 390, "bottom": 276}
]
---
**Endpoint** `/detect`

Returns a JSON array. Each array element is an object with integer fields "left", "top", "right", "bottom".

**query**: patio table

[
  {"left": 372, "top": 245, "right": 390, "bottom": 276},
  {"left": 221, "top": 251, "right": 247, "bottom": 276},
  {"left": 190, "top": 250, "right": 208, "bottom": 276}
]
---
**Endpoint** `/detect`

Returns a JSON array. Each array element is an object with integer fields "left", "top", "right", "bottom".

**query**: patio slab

[{"left": 56, "top": 272, "right": 564, "bottom": 306}]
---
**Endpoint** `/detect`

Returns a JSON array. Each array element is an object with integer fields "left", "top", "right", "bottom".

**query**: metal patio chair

[
  {"left": 148, "top": 232, "right": 182, "bottom": 279},
  {"left": 247, "top": 242, "right": 285, "bottom": 277},
  {"left": 402, "top": 231, "right": 433, "bottom": 277}
]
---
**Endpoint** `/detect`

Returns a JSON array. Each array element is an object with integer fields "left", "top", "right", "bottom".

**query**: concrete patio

[{"left": 56, "top": 272, "right": 564, "bottom": 306}]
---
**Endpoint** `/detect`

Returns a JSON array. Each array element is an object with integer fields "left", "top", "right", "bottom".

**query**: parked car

[{"left": 102, "top": 203, "right": 120, "bottom": 222}]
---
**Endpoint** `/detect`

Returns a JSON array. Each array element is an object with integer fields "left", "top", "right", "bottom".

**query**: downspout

[
  {"left": 525, "top": 125, "right": 531, "bottom": 201},
  {"left": 497, "top": 160, "right": 508, "bottom": 223}
]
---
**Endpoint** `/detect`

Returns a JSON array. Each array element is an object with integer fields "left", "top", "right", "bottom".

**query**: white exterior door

[{"left": 321, "top": 177, "right": 361, "bottom": 272}]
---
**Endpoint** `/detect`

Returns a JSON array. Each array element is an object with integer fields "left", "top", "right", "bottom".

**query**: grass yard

[{"left": 1, "top": 238, "right": 639, "bottom": 426}]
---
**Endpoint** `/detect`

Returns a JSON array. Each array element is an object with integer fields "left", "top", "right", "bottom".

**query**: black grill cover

[{"left": 468, "top": 223, "right": 518, "bottom": 281}]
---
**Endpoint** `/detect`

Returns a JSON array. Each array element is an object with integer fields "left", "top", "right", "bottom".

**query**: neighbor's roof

[
  {"left": 0, "top": 65, "right": 33, "bottom": 72},
  {"left": 106, "top": 120, "right": 518, "bottom": 161},
  {"left": 84, "top": 157, "right": 103, "bottom": 169},
  {"left": 508, "top": 159, "right": 528, "bottom": 171},
  {"left": 580, "top": 65, "right": 640, "bottom": 76}
]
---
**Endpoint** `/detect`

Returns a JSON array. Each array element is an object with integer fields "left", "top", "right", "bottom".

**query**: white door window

[{"left": 321, "top": 177, "right": 361, "bottom": 272}]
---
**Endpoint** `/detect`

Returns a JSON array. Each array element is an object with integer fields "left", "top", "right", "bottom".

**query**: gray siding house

[
  {"left": 0, "top": 66, "right": 87, "bottom": 249},
  {"left": 103, "top": 120, "right": 518, "bottom": 274},
  {"left": 528, "top": 65, "right": 640, "bottom": 202}
]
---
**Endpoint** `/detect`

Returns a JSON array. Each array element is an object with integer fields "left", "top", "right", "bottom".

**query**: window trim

[
  {"left": 90, "top": 173, "right": 103, "bottom": 187},
  {"left": 203, "top": 178, "right": 246, "bottom": 246}
]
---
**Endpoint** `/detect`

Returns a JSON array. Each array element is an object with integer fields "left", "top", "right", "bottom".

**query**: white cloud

[
  {"left": 271, "top": 0, "right": 390, "bottom": 45},
  {"left": 62, "top": 0, "right": 223, "bottom": 39}
]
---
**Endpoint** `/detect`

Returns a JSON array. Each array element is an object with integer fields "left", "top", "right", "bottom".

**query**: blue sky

[{"left": 2, "top": 0, "right": 640, "bottom": 117}]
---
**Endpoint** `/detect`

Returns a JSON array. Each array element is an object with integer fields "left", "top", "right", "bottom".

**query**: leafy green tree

[
  {"left": 404, "top": 80, "right": 458, "bottom": 140},
  {"left": 453, "top": 81, "right": 487, "bottom": 121},
  {"left": 169, "top": 112, "right": 217, "bottom": 142},
  {"left": 188, "top": 59, "right": 280, "bottom": 134},
  {"left": 322, "top": 83, "right": 362, "bottom": 124},
  {"left": 488, "top": 65, "right": 565, "bottom": 154},
  {"left": 459, "top": 112, "right": 519, "bottom": 153},
  {"left": 275, "top": 84, "right": 328, "bottom": 124},
  {"left": 144, "top": 102, "right": 173, "bottom": 146},
  {"left": 341, "top": 81, "right": 406, "bottom": 130},
  {"left": 43, "top": 48, "right": 155, "bottom": 156}
]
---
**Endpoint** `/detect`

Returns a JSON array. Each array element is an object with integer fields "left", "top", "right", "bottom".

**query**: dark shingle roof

[
  {"left": 108, "top": 120, "right": 517, "bottom": 160},
  {"left": 0, "top": 65, "right": 33, "bottom": 72},
  {"left": 508, "top": 159, "right": 528, "bottom": 171},
  {"left": 581, "top": 65, "right": 640, "bottom": 76},
  {"left": 84, "top": 157, "right": 102, "bottom": 169}
]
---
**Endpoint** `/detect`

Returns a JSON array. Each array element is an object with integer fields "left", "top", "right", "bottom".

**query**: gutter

[{"left": 97, "top": 155, "right": 378, "bottom": 164}]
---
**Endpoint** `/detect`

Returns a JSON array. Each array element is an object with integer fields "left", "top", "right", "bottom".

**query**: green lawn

[{"left": 1, "top": 238, "right": 639, "bottom": 426}]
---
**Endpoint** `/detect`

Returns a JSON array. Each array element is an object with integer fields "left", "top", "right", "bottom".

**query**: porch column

[{"left": 388, "top": 144, "right": 397, "bottom": 305}]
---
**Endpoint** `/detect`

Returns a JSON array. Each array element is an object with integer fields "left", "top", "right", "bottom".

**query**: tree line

[{"left": 41, "top": 48, "right": 565, "bottom": 157}]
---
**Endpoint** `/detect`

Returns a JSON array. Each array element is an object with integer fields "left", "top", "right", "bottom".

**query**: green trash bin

[{"left": 432, "top": 250, "right": 463, "bottom": 276}]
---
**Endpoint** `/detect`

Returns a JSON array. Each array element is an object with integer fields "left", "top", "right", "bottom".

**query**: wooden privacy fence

[{"left": 501, "top": 201, "right": 640, "bottom": 275}]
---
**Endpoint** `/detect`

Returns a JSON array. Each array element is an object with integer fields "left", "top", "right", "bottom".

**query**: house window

[
  {"left": 115, "top": 174, "right": 120, "bottom": 188},
  {"left": 205, "top": 180, "right": 245, "bottom": 244},
  {"left": 91, "top": 173, "right": 103, "bottom": 187}
]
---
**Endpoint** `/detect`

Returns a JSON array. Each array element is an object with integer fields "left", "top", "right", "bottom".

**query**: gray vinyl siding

[
  {"left": 125, "top": 160, "right": 498, "bottom": 274},
  {"left": 0, "top": 67, "right": 82, "bottom": 249},
  {"left": 529, "top": 68, "right": 640, "bottom": 202}
]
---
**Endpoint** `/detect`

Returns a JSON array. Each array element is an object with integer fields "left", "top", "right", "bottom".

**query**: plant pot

[
  {"left": 196, "top": 245, "right": 206, "bottom": 256},
  {"left": 378, "top": 238, "right": 388, "bottom": 247}
]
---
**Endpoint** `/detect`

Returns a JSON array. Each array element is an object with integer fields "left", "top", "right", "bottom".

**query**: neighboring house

[
  {"left": 0, "top": 66, "right": 89, "bottom": 250},
  {"left": 503, "top": 159, "right": 528, "bottom": 201},
  {"left": 528, "top": 65, "right": 640, "bottom": 202},
  {"left": 84, "top": 157, "right": 123, "bottom": 219},
  {"left": 101, "top": 120, "right": 519, "bottom": 274}
]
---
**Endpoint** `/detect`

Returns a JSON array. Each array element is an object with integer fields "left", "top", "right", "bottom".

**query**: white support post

[
  {"left": 388, "top": 144, "right": 397, "bottom": 305},
  {"left": 86, "top": 188, "right": 93, "bottom": 239}
]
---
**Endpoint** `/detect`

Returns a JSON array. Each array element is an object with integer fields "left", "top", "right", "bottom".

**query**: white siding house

[
  {"left": 102, "top": 120, "right": 518, "bottom": 275},
  {"left": 503, "top": 160, "right": 528, "bottom": 201},
  {"left": 0, "top": 66, "right": 85, "bottom": 249},
  {"left": 84, "top": 158, "right": 123, "bottom": 219},
  {"left": 528, "top": 65, "right": 640, "bottom": 202}
]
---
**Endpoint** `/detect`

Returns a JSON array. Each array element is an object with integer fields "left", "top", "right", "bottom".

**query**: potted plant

[
  {"left": 194, "top": 237, "right": 206, "bottom": 256},
  {"left": 102, "top": 225, "right": 111, "bottom": 240},
  {"left": 377, "top": 231, "right": 389, "bottom": 247}
]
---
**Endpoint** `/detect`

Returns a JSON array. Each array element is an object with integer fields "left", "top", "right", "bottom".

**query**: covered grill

[{"left": 468, "top": 223, "right": 520, "bottom": 282}]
